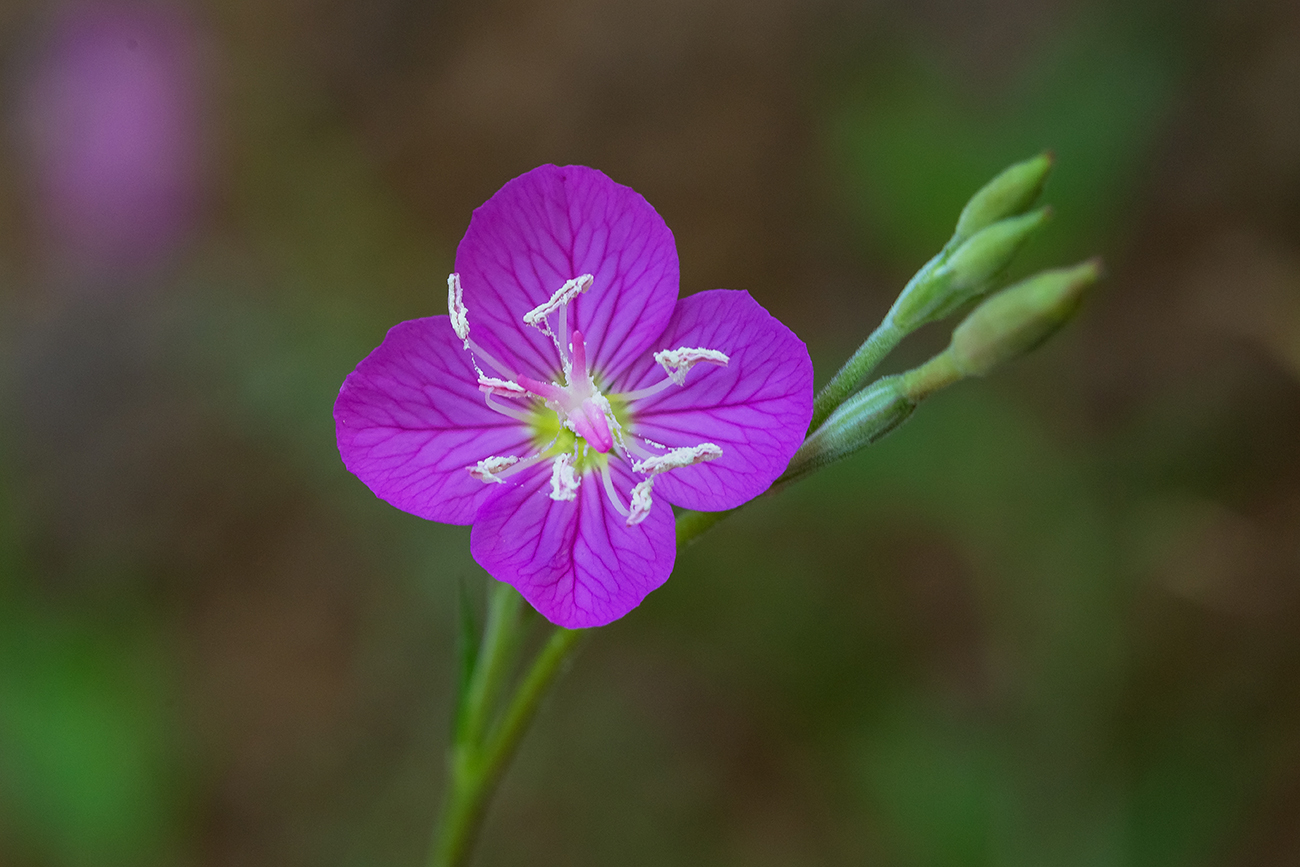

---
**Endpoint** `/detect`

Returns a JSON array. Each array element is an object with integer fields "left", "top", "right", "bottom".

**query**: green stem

[
  {"left": 427, "top": 508, "right": 738, "bottom": 867},
  {"left": 898, "top": 349, "right": 962, "bottom": 402},
  {"left": 428, "top": 759, "right": 483, "bottom": 867},
  {"left": 808, "top": 320, "right": 903, "bottom": 433},
  {"left": 430, "top": 582, "right": 524, "bottom": 867},
  {"left": 478, "top": 628, "right": 585, "bottom": 796},
  {"left": 457, "top": 582, "right": 523, "bottom": 745},
  {"left": 429, "top": 624, "right": 585, "bottom": 867}
]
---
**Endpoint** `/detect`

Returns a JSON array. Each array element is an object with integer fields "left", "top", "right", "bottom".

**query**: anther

[
  {"left": 632, "top": 443, "right": 723, "bottom": 476},
  {"left": 448, "top": 273, "right": 470, "bottom": 348},
  {"left": 654, "top": 347, "right": 730, "bottom": 386},
  {"left": 549, "top": 454, "right": 580, "bottom": 501},
  {"left": 468, "top": 454, "right": 519, "bottom": 484},
  {"left": 523, "top": 274, "right": 593, "bottom": 329},
  {"left": 626, "top": 478, "right": 654, "bottom": 526}
]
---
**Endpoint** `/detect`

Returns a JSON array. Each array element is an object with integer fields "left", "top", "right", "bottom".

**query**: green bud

[
  {"left": 952, "top": 152, "right": 1054, "bottom": 245},
  {"left": 889, "top": 207, "right": 1051, "bottom": 330},
  {"left": 946, "top": 207, "right": 1051, "bottom": 295},
  {"left": 949, "top": 259, "right": 1103, "bottom": 377},
  {"left": 783, "top": 375, "right": 916, "bottom": 482}
]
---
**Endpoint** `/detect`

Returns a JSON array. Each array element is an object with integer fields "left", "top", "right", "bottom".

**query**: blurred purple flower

[
  {"left": 335, "top": 165, "right": 813, "bottom": 627},
  {"left": 21, "top": 2, "right": 205, "bottom": 268}
]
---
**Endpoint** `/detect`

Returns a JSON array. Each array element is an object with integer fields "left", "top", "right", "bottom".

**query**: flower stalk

[
  {"left": 431, "top": 581, "right": 525, "bottom": 867},
  {"left": 429, "top": 623, "right": 585, "bottom": 867},
  {"left": 429, "top": 517, "right": 710, "bottom": 867},
  {"left": 424, "top": 155, "right": 1096, "bottom": 867}
]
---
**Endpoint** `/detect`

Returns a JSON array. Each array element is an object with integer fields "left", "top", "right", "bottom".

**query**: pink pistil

[
  {"left": 571, "top": 398, "right": 614, "bottom": 453},
  {"left": 515, "top": 373, "right": 565, "bottom": 403},
  {"left": 570, "top": 328, "right": 589, "bottom": 377}
]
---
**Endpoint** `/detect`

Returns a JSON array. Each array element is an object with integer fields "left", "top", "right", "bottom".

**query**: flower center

[
  {"left": 513, "top": 328, "right": 617, "bottom": 455},
  {"left": 451, "top": 271, "right": 727, "bottom": 525}
]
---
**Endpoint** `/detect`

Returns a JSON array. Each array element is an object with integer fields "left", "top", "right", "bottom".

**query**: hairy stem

[{"left": 808, "top": 320, "right": 903, "bottom": 433}]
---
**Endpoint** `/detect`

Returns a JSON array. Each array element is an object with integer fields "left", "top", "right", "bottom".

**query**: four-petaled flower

[{"left": 334, "top": 165, "right": 813, "bottom": 627}]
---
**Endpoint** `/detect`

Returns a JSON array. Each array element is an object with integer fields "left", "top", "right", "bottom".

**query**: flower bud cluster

[
  {"left": 790, "top": 257, "right": 1100, "bottom": 478},
  {"left": 888, "top": 207, "right": 1052, "bottom": 331},
  {"left": 887, "top": 152, "right": 1055, "bottom": 332},
  {"left": 806, "top": 152, "right": 1059, "bottom": 433},
  {"left": 745, "top": 153, "right": 1102, "bottom": 517}
]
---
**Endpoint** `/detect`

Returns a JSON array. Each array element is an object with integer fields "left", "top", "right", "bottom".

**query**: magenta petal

[
  {"left": 619, "top": 290, "right": 814, "bottom": 512},
  {"left": 334, "top": 316, "right": 536, "bottom": 525},
  {"left": 455, "top": 165, "right": 679, "bottom": 382},
  {"left": 470, "top": 459, "right": 676, "bottom": 628}
]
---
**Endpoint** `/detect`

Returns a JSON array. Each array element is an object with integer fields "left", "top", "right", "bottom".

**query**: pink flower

[{"left": 335, "top": 166, "right": 813, "bottom": 627}]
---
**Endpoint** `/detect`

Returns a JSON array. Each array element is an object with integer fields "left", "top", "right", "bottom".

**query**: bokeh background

[{"left": 1, "top": 0, "right": 1299, "bottom": 864}]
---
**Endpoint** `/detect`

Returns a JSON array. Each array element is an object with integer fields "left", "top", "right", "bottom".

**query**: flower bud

[
  {"left": 945, "top": 207, "right": 1052, "bottom": 296},
  {"left": 952, "top": 152, "right": 1054, "bottom": 245},
  {"left": 949, "top": 259, "right": 1102, "bottom": 377},
  {"left": 783, "top": 375, "right": 915, "bottom": 482},
  {"left": 889, "top": 207, "right": 1051, "bottom": 330}
]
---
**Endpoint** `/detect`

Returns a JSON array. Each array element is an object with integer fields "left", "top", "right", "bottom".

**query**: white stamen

[
  {"left": 598, "top": 462, "right": 629, "bottom": 517},
  {"left": 483, "top": 392, "right": 532, "bottom": 422},
  {"left": 448, "top": 273, "right": 470, "bottom": 347},
  {"left": 478, "top": 376, "right": 528, "bottom": 398},
  {"left": 549, "top": 454, "right": 580, "bottom": 501},
  {"left": 465, "top": 339, "right": 513, "bottom": 380},
  {"left": 654, "top": 347, "right": 730, "bottom": 386},
  {"left": 632, "top": 443, "right": 723, "bottom": 476},
  {"left": 626, "top": 478, "right": 654, "bottom": 526},
  {"left": 558, "top": 308, "right": 571, "bottom": 371},
  {"left": 622, "top": 438, "right": 658, "bottom": 461},
  {"left": 523, "top": 274, "right": 594, "bottom": 329},
  {"left": 468, "top": 455, "right": 519, "bottom": 484},
  {"left": 612, "top": 378, "right": 674, "bottom": 403}
]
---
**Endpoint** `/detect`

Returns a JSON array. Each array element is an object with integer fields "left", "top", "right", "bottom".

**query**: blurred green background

[{"left": 1, "top": 0, "right": 1298, "bottom": 864}]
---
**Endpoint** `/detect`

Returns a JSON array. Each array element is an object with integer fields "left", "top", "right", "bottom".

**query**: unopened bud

[
  {"left": 946, "top": 207, "right": 1051, "bottom": 296},
  {"left": 889, "top": 207, "right": 1051, "bottom": 330},
  {"left": 952, "top": 152, "right": 1054, "bottom": 245},
  {"left": 783, "top": 375, "right": 915, "bottom": 482},
  {"left": 949, "top": 259, "right": 1102, "bottom": 377}
]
